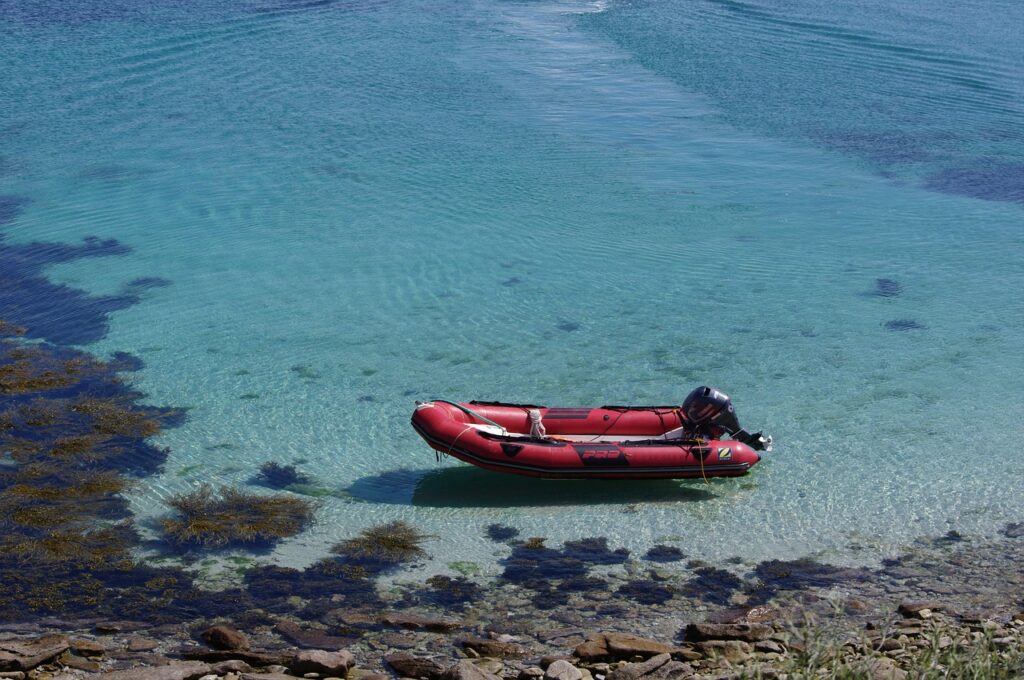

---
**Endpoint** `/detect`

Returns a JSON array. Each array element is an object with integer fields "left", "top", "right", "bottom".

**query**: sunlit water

[{"left": 2, "top": 0, "right": 1022, "bottom": 577}]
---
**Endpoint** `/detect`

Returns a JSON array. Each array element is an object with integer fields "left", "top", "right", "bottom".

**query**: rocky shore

[{"left": 3, "top": 532, "right": 1023, "bottom": 680}]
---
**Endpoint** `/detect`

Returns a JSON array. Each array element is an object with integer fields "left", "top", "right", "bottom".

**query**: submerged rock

[
  {"left": 461, "top": 636, "right": 528, "bottom": 658},
  {"left": 544, "top": 659, "right": 582, "bottom": 680},
  {"left": 385, "top": 652, "right": 446, "bottom": 680},
  {"left": 199, "top": 624, "right": 249, "bottom": 651},
  {"left": 0, "top": 634, "right": 69, "bottom": 671},
  {"left": 683, "top": 622, "right": 772, "bottom": 643},
  {"left": 290, "top": 649, "right": 355, "bottom": 676},
  {"left": 443, "top": 659, "right": 503, "bottom": 680}
]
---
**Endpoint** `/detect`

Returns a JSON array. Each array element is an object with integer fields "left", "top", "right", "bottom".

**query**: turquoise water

[{"left": 2, "top": 0, "right": 1023, "bottom": 574}]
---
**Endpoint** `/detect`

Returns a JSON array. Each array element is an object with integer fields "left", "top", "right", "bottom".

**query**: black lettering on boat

[
  {"left": 574, "top": 443, "right": 628, "bottom": 466},
  {"left": 545, "top": 408, "right": 593, "bottom": 420}
]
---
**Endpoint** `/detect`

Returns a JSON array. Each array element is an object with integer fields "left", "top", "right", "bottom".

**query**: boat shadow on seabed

[{"left": 346, "top": 465, "right": 721, "bottom": 508}]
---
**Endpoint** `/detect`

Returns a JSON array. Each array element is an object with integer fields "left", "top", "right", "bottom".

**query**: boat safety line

[{"left": 430, "top": 399, "right": 506, "bottom": 431}]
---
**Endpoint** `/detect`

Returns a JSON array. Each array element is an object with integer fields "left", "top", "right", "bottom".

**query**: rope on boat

[{"left": 430, "top": 399, "right": 506, "bottom": 431}]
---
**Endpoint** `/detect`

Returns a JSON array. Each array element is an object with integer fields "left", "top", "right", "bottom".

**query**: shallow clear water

[{"left": 2, "top": 0, "right": 1023, "bottom": 575}]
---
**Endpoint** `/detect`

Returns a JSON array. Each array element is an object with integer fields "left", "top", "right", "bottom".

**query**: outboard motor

[{"left": 681, "top": 386, "right": 773, "bottom": 451}]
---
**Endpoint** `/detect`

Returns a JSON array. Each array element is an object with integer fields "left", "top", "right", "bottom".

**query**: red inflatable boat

[{"left": 411, "top": 387, "right": 772, "bottom": 480}]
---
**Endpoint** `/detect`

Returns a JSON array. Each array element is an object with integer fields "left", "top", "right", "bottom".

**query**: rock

[
  {"left": 694, "top": 641, "right": 750, "bottom": 664},
  {"left": 696, "top": 639, "right": 753, "bottom": 659},
  {"left": 201, "top": 625, "right": 250, "bottom": 651},
  {"left": 442, "top": 659, "right": 503, "bottom": 680},
  {"left": 753, "top": 640, "right": 784, "bottom": 654},
  {"left": 212, "top": 660, "right": 254, "bottom": 674},
  {"left": 607, "top": 653, "right": 669, "bottom": 680},
  {"left": 181, "top": 648, "right": 292, "bottom": 667},
  {"left": 0, "top": 634, "right": 69, "bottom": 671},
  {"left": 275, "top": 621, "right": 350, "bottom": 650},
  {"left": 878, "top": 639, "right": 902, "bottom": 652},
  {"left": 472, "top": 658, "right": 504, "bottom": 675},
  {"left": 897, "top": 601, "right": 944, "bottom": 618},
  {"left": 69, "top": 639, "right": 105, "bottom": 657},
  {"left": 603, "top": 634, "right": 673, "bottom": 660},
  {"left": 519, "top": 667, "right": 545, "bottom": 680},
  {"left": 852, "top": 657, "right": 907, "bottom": 680},
  {"left": 94, "top": 621, "right": 152, "bottom": 633},
  {"left": 0, "top": 672, "right": 25, "bottom": 680},
  {"left": 671, "top": 647, "right": 703, "bottom": 663},
  {"left": 541, "top": 655, "right": 572, "bottom": 668},
  {"left": 128, "top": 637, "right": 161, "bottom": 652},
  {"left": 98, "top": 661, "right": 214, "bottom": 680},
  {"left": 385, "top": 653, "right": 447, "bottom": 680},
  {"left": 539, "top": 629, "right": 586, "bottom": 642},
  {"left": 685, "top": 623, "right": 772, "bottom": 643},
  {"left": 461, "top": 637, "right": 528, "bottom": 658},
  {"left": 240, "top": 674, "right": 302, "bottom": 680},
  {"left": 58, "top": 653, "right": 100, "bottom": 672},
  {"left": 545, "top": 660, "right": 582, "bottom": 680},
  {"left": 573, "top": 638, "right": 610, "bottom": 662},
  {"left": 290, "top": 649, "right": 354, "bottom": 676},
  {"left": 379, "top": 613, "right": 462, "bottom": 633}
]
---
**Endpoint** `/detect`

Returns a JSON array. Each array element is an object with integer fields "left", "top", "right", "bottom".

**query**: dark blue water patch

[
  {"left": 107, "top": 351, "right": 145, "bottom": 372},
  {"left": 1002, "top": 523, "right": 1024, "bottom": 539},
  {"left": 244, "top": 559, "right": 384, "bottom": 613},
  {"left": 884, "top": 319, "right": 925, "bottom": 332},
  {"left": 253, "top": 0, "right": 387, "bottom": 17},
  {"left": 925, "top": 162, "right": 1024, "bottom": 204},
  {"left": 502, "top": 277, "right": 523, "bottom": 287},
  {"left": 557, "top": 321, "right": 581, "bottom": 332},
  {"left": 617, "top": 579, "right": 674, "bottom": 605},
  {"left": 501, "top": 543, "right": 588, "bottom": 590},
  {"left": 561, "top": 575, "right": 607, "bottom": 593},
  {"left": 531, "top": 588, "right": 570, "bottom": 609},
  {"left": 401, "top": 575, "right": 482, "bottom": 611},
  {"left": 125, "top": 276, "right": 172, "bottom": 290},
  {"left": 486, "top": 523, "right": 520, "bottom": 542},
  {"left": 562, "top": 537, "right": 630, "bottom": 565},
  {"left": 0, "top": 234, "right": 136, "bottom": 345},
  {"left": 746, "top": 558, "right": 872, "bottom": 605},
  {"left": 872, "top": 278, "right": 902, "bottom": 298},
  {"left": 0, "top": 196, "right": 31, "bottom": 225},
  {"left": 78, "top": 164, "right": 154, "bottom": 184},
  {"left": 252, "top": 461, "right": 311, "bottom": 489},
  {"left": 815, "top": 130, "right": 934, "bottom": 166},
  {"left": 0, "top": 2, "right": 145, "bottom": 26},
  {"left": 645, "top": 544, "right": 685, "bottom": 562},
  {"left": 677, "top": 567, "right": 742, "bottom": 606},
  {"left": 290, "top": 364, "right": 321, "bottom": 379}
]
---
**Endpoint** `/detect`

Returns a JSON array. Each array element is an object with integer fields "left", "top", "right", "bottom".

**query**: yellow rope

[{"left": 696, "top": 438, "right": 710, "bottom": 485}]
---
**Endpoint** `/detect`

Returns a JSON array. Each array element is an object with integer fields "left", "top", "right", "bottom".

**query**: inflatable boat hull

[{"left": 410, "top": 400, "right": 761, "bottom": 480}]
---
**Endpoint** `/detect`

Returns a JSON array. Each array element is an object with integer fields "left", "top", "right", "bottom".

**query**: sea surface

[{"left": 2, "top": 0, "right": 1023, "bottom": 577}]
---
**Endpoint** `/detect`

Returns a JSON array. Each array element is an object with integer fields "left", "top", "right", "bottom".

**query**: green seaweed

[
  {"left": 177, "top": 464, "right": 203, "bottom": 477},
  {"left": 331, "top": 520, "right": 429, "bottom": 564},
  {"left": 159, "top": 484, "right": 315, "bottom": 549},
  {"left": 448, "top": 561, "right": 480, "bottom": 576}
]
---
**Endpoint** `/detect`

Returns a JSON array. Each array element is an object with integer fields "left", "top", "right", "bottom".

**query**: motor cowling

[{"left": 681, "top": 386, "right": 772, "bottom": 451}]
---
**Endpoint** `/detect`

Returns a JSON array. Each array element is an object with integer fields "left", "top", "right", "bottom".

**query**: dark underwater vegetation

[
  {"left": 159, "top": 484, "right": 315, "bottom": 549},
  {"left": 884, "top": 319, "right": 926, "bottom": 332},
  {"left": 331, "top": 520, "right": 430, "bottom": 565},
  {"left": 255, "top": 460, "right": 312, "bottom": 489},
  {"left": 0, "top": 232, "right": 138, "bottom": 345},
  {"left": 925, "top": 162, "right": 1024, "bottom": 204}
]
